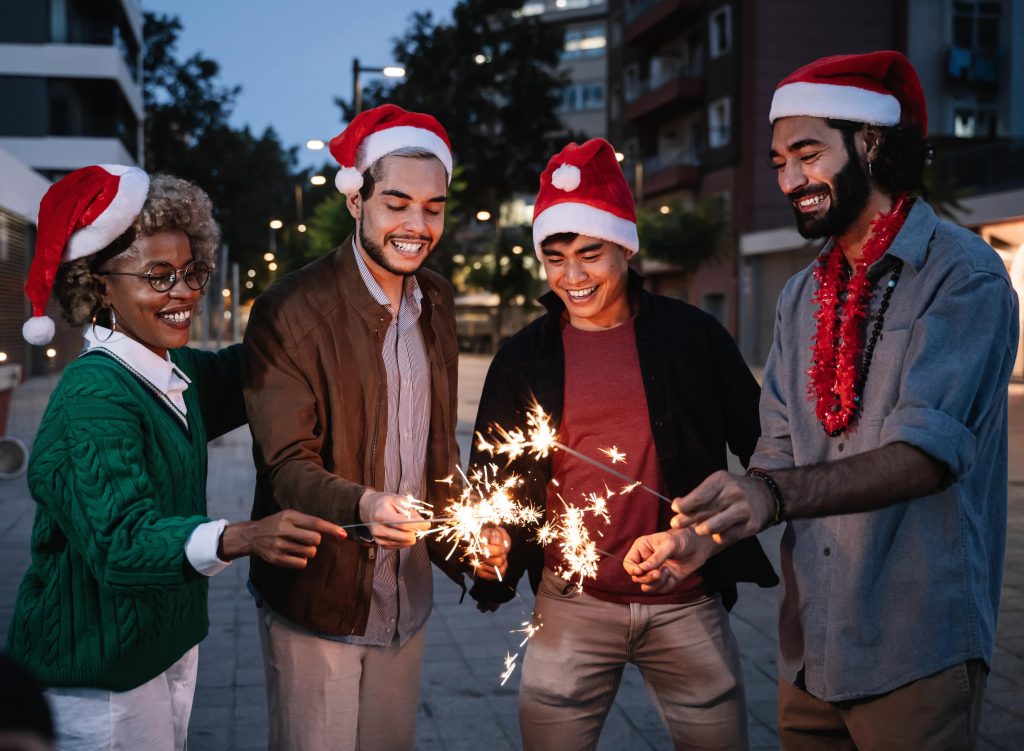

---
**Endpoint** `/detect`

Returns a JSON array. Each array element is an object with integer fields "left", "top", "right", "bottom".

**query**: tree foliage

[
  {"left": 637, "top": 200, "right": 728, "bottom": 274},
  {"left": 344, "top": 0, "right": 570, "bottom": 230}
]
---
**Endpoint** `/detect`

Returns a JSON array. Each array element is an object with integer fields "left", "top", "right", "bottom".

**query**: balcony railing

[{"left": 624, "top": 61, "right": 703, "bottom": 103}]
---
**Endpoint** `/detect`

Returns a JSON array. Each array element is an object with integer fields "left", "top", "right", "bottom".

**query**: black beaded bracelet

[{"left": 746, "top": 468, "right": 786, "bottom": 526}]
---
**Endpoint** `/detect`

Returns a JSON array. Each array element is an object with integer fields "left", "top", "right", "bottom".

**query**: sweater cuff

[{"left": 184, "top": 519, "right": 231, "bottom": 577}]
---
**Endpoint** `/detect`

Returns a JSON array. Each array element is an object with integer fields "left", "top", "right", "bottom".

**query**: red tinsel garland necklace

[{"left": 808, "top": 194, "right": 912, "bottom": 435}]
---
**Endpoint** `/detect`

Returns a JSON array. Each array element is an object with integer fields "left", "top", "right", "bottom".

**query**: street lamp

[{"left": 352, "top": 57, "right": 406, "bottom": 115}]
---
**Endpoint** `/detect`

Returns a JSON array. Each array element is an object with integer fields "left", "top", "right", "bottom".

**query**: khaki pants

[
  {"left": 519, "top": 569, "right": 748, "bottom": 751},
  {"left": 256, "top": 604, "right": 425, "bottom": 751},
  {"left": 777, "top": 660, "right": 988, "bottom": 751}
]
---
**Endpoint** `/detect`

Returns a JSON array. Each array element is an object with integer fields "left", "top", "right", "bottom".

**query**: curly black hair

[{"left": 826, "top": 118, "right": 932, "bottom": 198}]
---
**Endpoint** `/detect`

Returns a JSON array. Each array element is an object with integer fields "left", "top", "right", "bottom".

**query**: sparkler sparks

[
  {"left": 599, "top": 446, "right": 627, "bottom": 464},
  {"left": 423, "top": 465, "right": 541, "bottom": 573},
  {"left": 500, "top": 652, "right": 519, "bottom": 686},
  {"left": 478, "top": 404, "right": 674, "bottom": 505}
]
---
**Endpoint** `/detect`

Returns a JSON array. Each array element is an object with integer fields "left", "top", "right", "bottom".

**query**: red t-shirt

[{"left": 544, "top": 318, "right": 704, "bottom": 604}]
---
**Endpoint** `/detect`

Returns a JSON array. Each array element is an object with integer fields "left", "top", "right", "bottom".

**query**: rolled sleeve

[{"left": 880, "top": 269, "right": 1018, "bottom": 482}]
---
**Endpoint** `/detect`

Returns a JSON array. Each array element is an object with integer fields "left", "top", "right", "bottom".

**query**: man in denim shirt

[{"left": 625, "top": 52, "right": 1019, "bottom": 748}]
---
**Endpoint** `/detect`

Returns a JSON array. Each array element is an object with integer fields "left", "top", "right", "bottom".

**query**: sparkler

[
  {"left": 477, "top": 404, "right": 674, "bottom": 504},
  {"left": 500, "top": 652, "right": 519, "bottom": 686}
]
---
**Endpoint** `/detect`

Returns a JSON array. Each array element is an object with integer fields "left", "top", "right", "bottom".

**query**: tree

[
  {"left": 637, "top": 200, "right": 728, "bottom": 274},
  {"left": 344, "top": 1, "right": 569, "bottom": 244},
  {"left": 143, "top": 13, "right": 299, "bottom": 295}
]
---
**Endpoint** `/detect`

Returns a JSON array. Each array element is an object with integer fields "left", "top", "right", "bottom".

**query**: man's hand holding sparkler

[
  {"left": 473, "top": 525, "right": 511, "bottom": 581},
  {"left": 357, "top": 490, "right": 432, "bottom": 548},
  {"left": 623, "top": 527, "right": 719, "bottom": 593},
  {"left": 669, "top": 470, "right": 776, "bottom": 545}
]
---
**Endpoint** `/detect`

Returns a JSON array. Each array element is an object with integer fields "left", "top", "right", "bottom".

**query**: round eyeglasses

[{"left": 96, "top": 260, "right": 212, "bottom": 293}]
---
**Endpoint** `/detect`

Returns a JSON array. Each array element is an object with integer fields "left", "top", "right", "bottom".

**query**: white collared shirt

[{"left": 82, "top": 325, "right": 230, "bottom": 577}]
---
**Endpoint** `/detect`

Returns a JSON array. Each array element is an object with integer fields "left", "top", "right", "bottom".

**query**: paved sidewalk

[{"left": 1, "top": 359, "right": 1022, "bottom": 749}]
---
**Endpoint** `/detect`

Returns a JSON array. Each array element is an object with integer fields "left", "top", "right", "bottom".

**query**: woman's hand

[{"left": 218, "top": 510, "right": 347, "bottom": 569}]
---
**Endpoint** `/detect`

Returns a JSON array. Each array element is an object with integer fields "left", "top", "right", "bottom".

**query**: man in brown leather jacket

[{"left": 242, "top": 105, "right": 507, "bottom": 751}]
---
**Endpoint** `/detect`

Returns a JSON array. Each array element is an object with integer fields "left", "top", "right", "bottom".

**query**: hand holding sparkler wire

[
  {"left": 356, "top": 490, "right": 432, "bottom": 548},
  {"left": 474, "top": 525, "right": 511, "bottom": 581},
  {"left": 623, "top": 527, "right": 720, "bottom": 594}
]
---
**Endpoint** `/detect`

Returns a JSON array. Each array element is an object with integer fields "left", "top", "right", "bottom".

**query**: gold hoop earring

[{"left": 91, "top": 307, "right": 116, "bottom": 342}]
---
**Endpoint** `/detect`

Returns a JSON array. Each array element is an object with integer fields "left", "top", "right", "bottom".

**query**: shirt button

[
  {"left": 823, "top": 547, "right": 831, "bottom": 557},
  {"left": 653, "top": 419, "right": 664, "bottom": 428}
]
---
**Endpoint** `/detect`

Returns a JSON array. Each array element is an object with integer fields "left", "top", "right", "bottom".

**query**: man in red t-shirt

[{"left": 469, "top": 139, "right": 776, "bottom": 750}]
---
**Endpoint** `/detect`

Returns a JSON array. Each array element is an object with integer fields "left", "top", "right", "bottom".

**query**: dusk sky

[{"left": 144, "top": 0, "right": 457, "bottom": 169}]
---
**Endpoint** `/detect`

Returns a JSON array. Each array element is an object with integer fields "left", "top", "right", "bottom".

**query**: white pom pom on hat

[
  {"left": 335, "top": 167, "right": 364, "bottom": 195},
  {"left": 22, "top": 316, "right": 56, "bottom": 347},
  {"left": 551, "top": 163, "right": 581, "bottom": 192},
  {"left": 22, "top": 164, "right": 150, "bottom": 345}
]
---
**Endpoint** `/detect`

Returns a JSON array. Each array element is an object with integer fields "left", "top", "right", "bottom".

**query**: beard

[
  {"left": 789, "top": 150, "right": 871, "bottom": 239},
  {"left": 357, "top": 221, "right": 431, "bottom": 277}
]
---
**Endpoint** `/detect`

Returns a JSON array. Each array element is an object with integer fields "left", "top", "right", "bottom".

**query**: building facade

[
  {"left": 0, "top": 0, "right": 144, "bottom": 179},
  {"left": 603, "top": 0, "right": 1023, "bottom": 378}
]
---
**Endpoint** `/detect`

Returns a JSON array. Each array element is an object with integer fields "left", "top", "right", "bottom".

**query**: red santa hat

[
  {"left": 769, "top": 50, "right": 928, "bottom": 136},
  {"left": 329, "top": 104, "right": 453, "bottom": 195},
  {"left": 22, "top": 164, "right": 149, "bottom": 345},
  {"left": 532, "top": 139, "right": 638, "bottom": 259}
]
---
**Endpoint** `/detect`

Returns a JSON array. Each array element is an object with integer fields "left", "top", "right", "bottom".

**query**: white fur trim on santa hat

[
  {"left": 551, "top": 164, "right": 581, "bottom": 191},
  {"left": 335, "top": 167, "right": 364, "bottom": 195},
  {"left": 769, "top": 81, "right": 901, "bottom": 126},
  {"left": 358, "top": 125, "right": 453, "bottom": 183},
  {"left": 22, "top": 315, "right": 55, "bottom": 346},
  {"left": 64, "top": 165, "right": 149, "bottom": 262},
  {"left": 533, "top": 202, "right": 639, "bottom": 259}
]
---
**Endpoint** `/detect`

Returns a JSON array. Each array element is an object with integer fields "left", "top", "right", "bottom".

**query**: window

[
  {"left": 708, "top": 5, "right": 732, "bottom": 59},
  {"left": 954, "top": 107, "right": 997, "bottom": 137},
  {"left": 708, "top": 97, "right": 731, "bottom": 148},
  {"left": 702, "top": 293, "right": 727, "bottom": 325},
  {"left": 953, "top": 1, "right": 1002, "bottom": 51},
  {"left": 563, "top": 26, "right": 607, "bottom": 60},
  {"left": 558, "top": 82, "right": 605, "bottom": 113}
]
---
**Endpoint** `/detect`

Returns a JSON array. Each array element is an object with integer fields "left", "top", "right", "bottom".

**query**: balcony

[
  {"left": 629, "top": 151, "right": 701, "bottom": 197},
  {"left": 946, "top": 46, "right": 1001, "bottom": 90},
  {"left": 624, "top": 0, "right": 703, "bottom": 47},
  {"left": 623, "top": 65, "right": 703, "bottom": 123}
]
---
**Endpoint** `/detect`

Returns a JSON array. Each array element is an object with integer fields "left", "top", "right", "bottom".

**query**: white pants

[{"left": 47, "top": 645, "right": 199, "bottom": 751}]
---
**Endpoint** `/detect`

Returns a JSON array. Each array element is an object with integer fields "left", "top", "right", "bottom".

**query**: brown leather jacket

[{"left": 243, "top": 238, "right": 464, "bottom": 635}]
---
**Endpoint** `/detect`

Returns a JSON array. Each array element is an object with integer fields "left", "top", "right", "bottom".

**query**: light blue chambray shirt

[{"left": 753, "top": 199, "right": 1020, "bottom": 702}]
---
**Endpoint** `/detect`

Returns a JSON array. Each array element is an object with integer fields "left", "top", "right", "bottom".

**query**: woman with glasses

[{"left": 7, "top": 166, "right": 345, "bottom": 751}]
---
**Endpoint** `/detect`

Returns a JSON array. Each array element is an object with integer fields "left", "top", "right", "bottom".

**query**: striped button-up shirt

[{"left": 337, "top": 240, "right": 433, "bottom": 647}]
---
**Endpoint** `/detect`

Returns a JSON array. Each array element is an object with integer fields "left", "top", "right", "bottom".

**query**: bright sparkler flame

[
  {"left": 423, "top": 464, "right": 541, "bottom": 572},
  {"left": 620, "top": 481, "right": 642, "bottom": 494},
  {"left": 599, "top": 446, "right": 627, "bottom": 464},
  {"left": 477, "top": 403, "right": 558, "bottom": 463},
  {"left": 513, "top": 618, "right": 543, "bottom": 648},
  {"left": 399, "top": 495, "right": 433, "bottom": 519}
]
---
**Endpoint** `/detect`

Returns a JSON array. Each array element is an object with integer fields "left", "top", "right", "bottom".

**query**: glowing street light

[
  {"left": 310, "top": 175, "right": 327, "bottom": 186},
  {"left": 614, "top": 151, "right": 625, "bottom": 162},
  {"left": 297, "top": 224, "right": 307, "bottom": 233},
  {"left": 247, "top": 269, "right": 256, "bottom": 277},
  {"left": 264, "top": 252, "right": 275, "bottom": 262},
  {"left": 659, "top": 205, "right": 671, "bottom": 215},
  {"left": 352, "top": 58, "right": 407, "bottom": 114},
  {"left": 45, "top": 348, "right": 57, "bottom": 359},
  {"left": 512, "top": 245, "right": 524, "bottom": 255},
  {"left": 0, "top": 352, "right": 7, "bottom": 362},
  {"left": 306, "top": 139, "right": 325, "bottom": 150},
  {"left": 476, "top": 210, "right": 492, "bottom": 222},
  {"left": 268, "top": 262, "right": 279, "bottom": 271},
  {"left": 269, "top": 219, "right": 284, "bottom": 230},
  {"left": 221, "top": 288, "right": 231, "bottom": 298}
]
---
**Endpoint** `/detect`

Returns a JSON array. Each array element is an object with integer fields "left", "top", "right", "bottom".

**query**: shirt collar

[
  {"left": 82, "top": 325, "right": 191, "bottom": 402},
  {"left": 817, "top": 198, "right": 938, "bottom": 274},
  {"left": 351, "top": 238, "right": 424, "bottom": 313}
]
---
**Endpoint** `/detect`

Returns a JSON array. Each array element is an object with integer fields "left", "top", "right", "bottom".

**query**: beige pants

[
  {"left": 777, "top": 659, "right": 988, "bottom": 751},
  {"left": 256, "top": 604, "right": 425, "bottom": 751},
  {"left": 519, "top": 569, "right": 748, "bottom": 751},
  {"left": 47, "top": 645, "right": 198, "bottom": 751}
]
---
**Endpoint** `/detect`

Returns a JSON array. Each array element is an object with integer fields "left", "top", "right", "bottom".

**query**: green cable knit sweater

[{"left": 6, "top": 344, "right": 244, "bottom": 691}]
